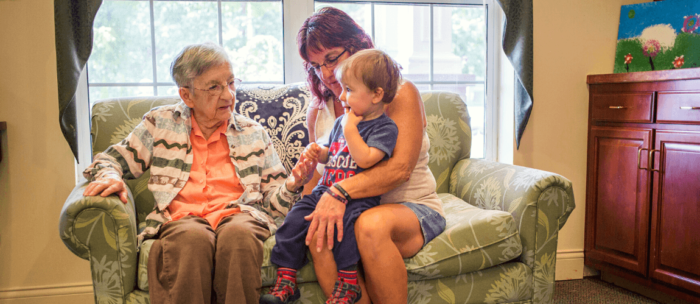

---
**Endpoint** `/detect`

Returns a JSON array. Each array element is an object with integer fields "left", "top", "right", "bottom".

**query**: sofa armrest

[
  {"left": 59, "top": 182, "right": 139, "bottom": 299},
  {"left": 448, "top": 158, "right": 575, "bottom": 303},
  {"left": 449, "top": 159, "right": 575, "bottom": 230}
]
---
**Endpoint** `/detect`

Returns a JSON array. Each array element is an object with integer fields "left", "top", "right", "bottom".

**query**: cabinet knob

[{"left": 609, "top": 106, "right": 626, "bottom": 109}]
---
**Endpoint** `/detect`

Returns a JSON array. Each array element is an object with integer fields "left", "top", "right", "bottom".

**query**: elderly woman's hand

[
  {"left": 304, "top": 189, "right": 346, "bottom": 252},
  {"left": 285, "top": 152, "right": 317, "bottom": 192},
  {"left": 83, "top": 176, "right": 129, "bottom": 204}
]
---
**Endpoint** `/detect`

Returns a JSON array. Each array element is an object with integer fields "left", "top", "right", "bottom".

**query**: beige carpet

[{"left": 553, "top": 276, "right": 660, "bottom": 304}]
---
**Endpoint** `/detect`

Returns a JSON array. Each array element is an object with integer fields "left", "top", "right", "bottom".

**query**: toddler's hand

[
  {"left": 343, "top": 109, "right": 363, "bottom": 127},
  {"left": 304, "top": 142, "right": 322, "bottom": 163}
]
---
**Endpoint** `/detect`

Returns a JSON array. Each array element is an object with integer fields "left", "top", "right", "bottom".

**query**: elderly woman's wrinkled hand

[
  {"left": 83, "top": 176, "right": 129, "bottom": 204},
  {"left": 286, "top": 152, "right": 317, "bottom": 192}
]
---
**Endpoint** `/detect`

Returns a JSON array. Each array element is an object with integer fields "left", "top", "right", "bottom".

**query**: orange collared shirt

[{"left": 168, "top": 118, "right": 245, "bottom": 229}]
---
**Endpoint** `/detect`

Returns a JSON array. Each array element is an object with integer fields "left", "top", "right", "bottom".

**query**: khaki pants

[{"left": 148, "top": 214, "right": 271, "bottom": 304}]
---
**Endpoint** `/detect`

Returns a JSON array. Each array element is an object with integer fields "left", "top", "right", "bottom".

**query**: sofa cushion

[
  {"left": 404, "top": 193, "right": 522, "bottom": 280},
  {"left": 407, "top": 261, "right": 533, "bottom": 304},
  {"left": 264, "top": 261, "right": 533, "bottom": 304},
  {"left": 234, "top": 83, "right": 311, "bottom": 174},
  {"left": 137, "top": 195, "right": 523, "bottom": 291},
  {"left": 421, "top": 91, "right": 472, "bottom": 194},
  {"left": 259, "top": 193, "right": 521, "bottom": 286}
]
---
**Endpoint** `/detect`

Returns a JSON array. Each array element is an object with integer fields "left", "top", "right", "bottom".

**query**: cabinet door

[
  {"left": 585, "top": 126, "right": 653, "bottom": 276},
  {"left": 649, "top": 131, "right": 700, "bottom": 294}
]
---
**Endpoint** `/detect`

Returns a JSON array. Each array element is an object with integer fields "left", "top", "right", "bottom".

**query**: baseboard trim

[
  {"left": 556, "top": 250, "right": 584, "bottom": 281},
  {"left": 0, "top": 283, "right": 93, "bottom": 300}
]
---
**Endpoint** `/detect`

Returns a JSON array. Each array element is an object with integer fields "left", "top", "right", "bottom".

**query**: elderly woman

[
  {"left": 297, "top": 7, "right": 446, "bottom": 304},
  {"left": 82, "top": 42, "right": 315, "bottom": 304}
]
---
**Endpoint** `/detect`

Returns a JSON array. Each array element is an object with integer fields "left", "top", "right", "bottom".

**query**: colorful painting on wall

[{"left": 614, "top": 0, "right": 700, "bottom": 73}]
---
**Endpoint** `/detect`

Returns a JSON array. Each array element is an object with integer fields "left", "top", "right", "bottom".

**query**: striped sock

[
  {"left": 338, "top": 267, "right": 358, "bottom": 285},
  {"left": 277, "top": 267, "right": 297, "bottom": 284}
]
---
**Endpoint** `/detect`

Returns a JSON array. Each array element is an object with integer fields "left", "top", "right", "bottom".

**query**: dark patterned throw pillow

[{"left": 235, "top": 83, "right": 311, "bottom": 174}]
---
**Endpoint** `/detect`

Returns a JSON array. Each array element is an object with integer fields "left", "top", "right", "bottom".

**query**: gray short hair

[{"left": 171, "top": 42, "right": 232, "bottom": 88}]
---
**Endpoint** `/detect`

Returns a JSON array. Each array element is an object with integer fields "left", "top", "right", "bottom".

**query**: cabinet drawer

[
  {"left": 591, "top": 93, "right": 654, "bottom": 123},
  {"left": 657, "top": 92, "right": 700, "bottom": 124}
]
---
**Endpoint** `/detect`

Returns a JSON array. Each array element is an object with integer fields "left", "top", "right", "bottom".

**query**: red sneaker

[
  {"left": 260, "top": 276, "right": 300, "bottom": 304},
  {"left": 325, "top": 278, "right": 362, "bottom": 304}
]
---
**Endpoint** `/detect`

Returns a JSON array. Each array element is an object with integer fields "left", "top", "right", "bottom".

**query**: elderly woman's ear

[{"left": 179, "top": 87, "right": 195, "bottom": 109}]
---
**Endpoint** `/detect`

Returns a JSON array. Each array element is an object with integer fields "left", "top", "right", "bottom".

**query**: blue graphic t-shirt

[{"left": 319, "top": 113, "right": 398, "bottom": 187}]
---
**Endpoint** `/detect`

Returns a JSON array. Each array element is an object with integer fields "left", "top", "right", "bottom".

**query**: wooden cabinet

[
  {"left": 586, "top": 126, "right": 653, "bottom": 276},
  {"left": 586, "top": 69, "right": 700, "bottom": 303},
  {"left": 650, "top": 131, "right": 700, "bottom": 296}
]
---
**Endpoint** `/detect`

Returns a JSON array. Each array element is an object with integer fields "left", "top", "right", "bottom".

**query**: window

[
  {"left": 80, "top": 0, "right": 498, "bottom": 174},
  {"left": 314, "top": 1, "right": 491, "bottom": 158},
  {"left": 89, "top": 0, "right": 284, "bottom": 100}
]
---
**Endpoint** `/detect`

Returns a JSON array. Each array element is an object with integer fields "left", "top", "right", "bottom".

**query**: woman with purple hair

[{"left": 267, "top": 7, "right": 446, "bottom": 304}]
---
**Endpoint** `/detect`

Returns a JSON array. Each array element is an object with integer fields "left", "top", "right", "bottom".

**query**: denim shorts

[{"left": 400, "top": 202, "right": 446, "bottom": 246}]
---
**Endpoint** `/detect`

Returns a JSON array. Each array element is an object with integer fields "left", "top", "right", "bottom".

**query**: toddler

[{"left": 260, "top": 49, "right": 402, "bottom": 304}]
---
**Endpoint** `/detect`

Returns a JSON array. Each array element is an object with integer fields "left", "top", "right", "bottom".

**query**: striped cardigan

[{"left": 84, "top": 102, "right": 300, "bottom": 248}]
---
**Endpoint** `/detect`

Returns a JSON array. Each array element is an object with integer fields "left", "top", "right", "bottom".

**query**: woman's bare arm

[
  {"left": 307, "top": 104, "right": 320, "bottom": 143},
  {"left": 302, "top": 105, "right": 321, "bottom": 196}
]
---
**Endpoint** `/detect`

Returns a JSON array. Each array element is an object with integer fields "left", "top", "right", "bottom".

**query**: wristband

[
  {"left": 333, "top": 183, "right": 352, "bottom": 201},
  {"left": 325, "top": 188, "right": 348, "bottom": 205}
]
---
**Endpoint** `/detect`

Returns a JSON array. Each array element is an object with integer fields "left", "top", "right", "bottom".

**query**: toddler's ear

[{"left": 372, "top": 87, "right": 385, "bottom": 104}]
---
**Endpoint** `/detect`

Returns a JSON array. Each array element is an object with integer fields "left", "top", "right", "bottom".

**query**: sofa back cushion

[
  {"left": 89, "top": 83, "right": 312, "bottom": 226},
  {"left": 89, "top": 85, "right": 471, "bottom": 227},
  {"left": 421, "top": 91, "right": 472, "bottom": 194},
  {"left": 235, "top": 83, "right": 311, "bottom": 173}
]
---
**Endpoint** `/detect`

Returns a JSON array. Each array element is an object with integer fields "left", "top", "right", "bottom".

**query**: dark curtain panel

[
  {"left": 54, "top": 0, "right": 103, "bottom": 162},
  {"left": 495, "top": 0, "right": 533, "bottom": 149}
]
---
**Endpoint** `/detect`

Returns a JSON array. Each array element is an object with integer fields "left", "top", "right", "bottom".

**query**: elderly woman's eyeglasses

[
  {"left": 311, "top": 49, "right": 348, "bottom": 72},
  {"left": 187, "top": 78, "right": 242, "bottom": 97}
]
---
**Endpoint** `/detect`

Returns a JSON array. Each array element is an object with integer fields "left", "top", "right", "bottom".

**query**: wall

[
  {"left": 0, "top": 0, "right": 656, "bottom": 302},
  {"left": 520, "top": 0, "right": 645, "bottom": 280},
  {"left": 0, "top": 1, "right": 94, "bottom": 303}
]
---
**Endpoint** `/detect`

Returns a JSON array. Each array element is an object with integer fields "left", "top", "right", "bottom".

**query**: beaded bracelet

[
  {"left": 333, "top": 183, "right": 352, "bottom": 201},
  {"left": 325, "top": 188, "right": 348, "bottom": 205}
]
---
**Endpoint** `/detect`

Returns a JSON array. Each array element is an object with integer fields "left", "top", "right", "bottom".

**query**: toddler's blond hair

[{"left": 335, "top": 49, "right": 402, "bottom": 103}]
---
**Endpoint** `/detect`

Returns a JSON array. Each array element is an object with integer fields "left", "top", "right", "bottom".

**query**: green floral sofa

[{"left": 59, "top": 83, "right": 575, "bottom": 304}]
